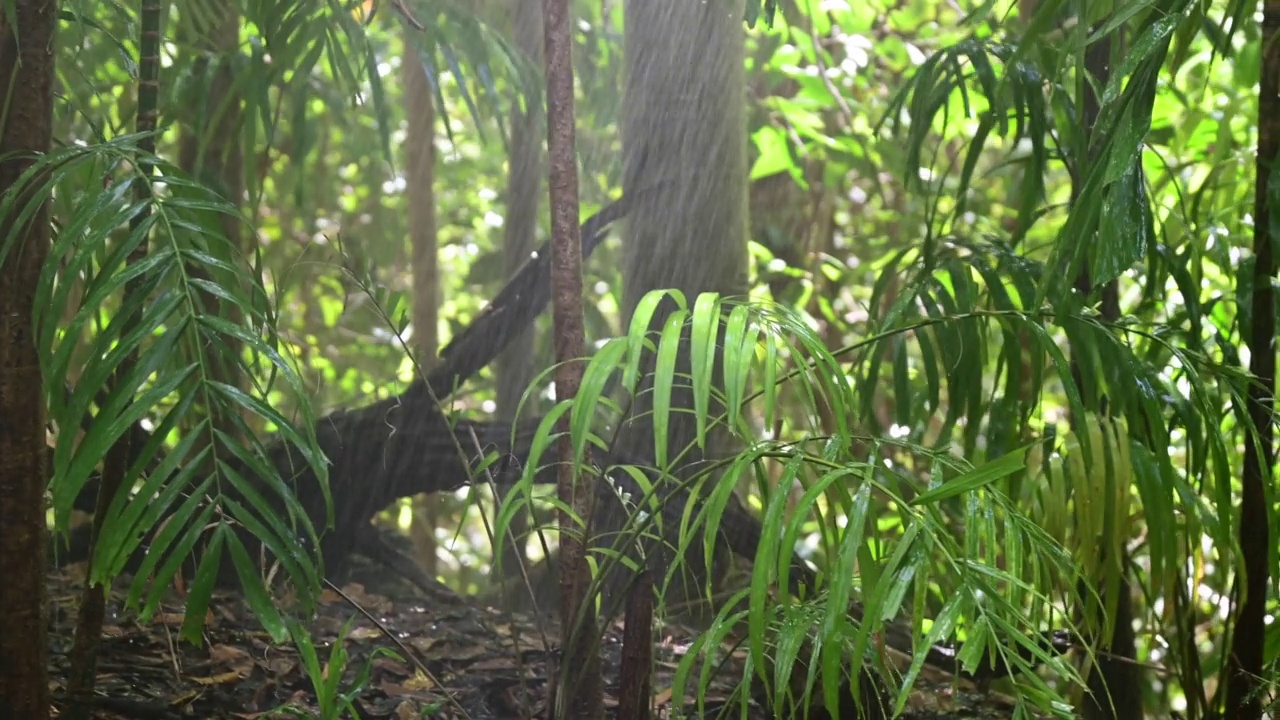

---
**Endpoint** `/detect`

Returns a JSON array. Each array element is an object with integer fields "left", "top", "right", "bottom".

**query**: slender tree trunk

[
  {"left": 1225, "top": 2, "right": 1279, "bottom": 717},
  {"left": 402, "top": 39, "right": 442, "bottom": 578},
  {"left": 541, "top": 0, "right": 599, "bottom": 715},
  {"left": 0, "top": 2, "right": 57, "bottom": 718}
]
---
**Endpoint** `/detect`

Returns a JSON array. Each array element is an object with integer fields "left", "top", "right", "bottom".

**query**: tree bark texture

[
  {"left": 0, "top": 1, "right": 57, "bottom": 718},
  {"left": 611, "top": 0, "right": 750, "bottom": 613},
  {"left": 618, "top": 571, "right": 654, "bottom": 720},
  {"left": 542, "top": 0, "right": 602, "bottom": 715},
  {"left": 620, "top": 0, "right": 749, "bottom": 328}
]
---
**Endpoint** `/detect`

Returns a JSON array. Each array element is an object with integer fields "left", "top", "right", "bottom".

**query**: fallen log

[{"left": 50, "top": 192, "right": 638, "bottom": 591}]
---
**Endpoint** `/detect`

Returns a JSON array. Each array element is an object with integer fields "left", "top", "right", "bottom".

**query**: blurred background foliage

[{"left": 36, "top": 0, "right": 1276, "bottom": 715}]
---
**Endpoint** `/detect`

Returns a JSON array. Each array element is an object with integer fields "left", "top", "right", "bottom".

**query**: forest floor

[{"left": 44, "top": 560, "right": 1034, "bottom": 719}]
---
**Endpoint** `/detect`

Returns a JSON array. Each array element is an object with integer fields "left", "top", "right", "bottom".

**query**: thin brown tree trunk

[
  {"left": 0, "top": 1, "right": 57, "bottom": 718},
  {"left": 542, "top": 0, "right": 599, "bottom": 715},
  {"left": 402, "top": 41, "right": 442, "bottom": 577},
  {"left": 617, "top": 572, "right": 654, "bottom": 720},
  {"left": 1225, "top": 2, "right": 1279, "bottom": 717}
]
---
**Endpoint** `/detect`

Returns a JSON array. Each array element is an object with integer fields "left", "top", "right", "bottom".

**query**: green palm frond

[
  {"left": 3, "top": 136, "right": 326, "bottom": 642},
  {"left": 499, "top": 270, "right": 1244, "bottom": 711}
]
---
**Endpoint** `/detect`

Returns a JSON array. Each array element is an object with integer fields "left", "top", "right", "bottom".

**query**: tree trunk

[
  {"left": 542, "top": 0, "right": 600, "bottom": 714},
  {"left": 402, "top": 37, "right": 442, "bottom": 578},
  {"left": 609, "top": 0, "right": 749, "bottom": 614},
  {"left": 0, "top": 1, "right": 56, "bottom": 718},
  {"left": 620, "top": 0, "right": 748, "bottom": 328},
  {"left": 1226, "top": 1, "right": 1280, "bottom": 717},
  {"left": 618, "top": 0, "right": 749, "bottom": 450}
]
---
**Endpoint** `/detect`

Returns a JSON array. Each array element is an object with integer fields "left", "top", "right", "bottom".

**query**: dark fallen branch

[
  {"left": 412, "top": 190, "right": 644, "bottom": 404},
  {"left": 51, "top": 194, "right": 636, "bottom": 592},
  {"left": 251, "top": 193, "right": 642, "bottom": 581}
]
